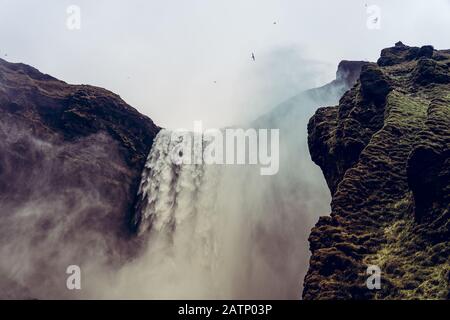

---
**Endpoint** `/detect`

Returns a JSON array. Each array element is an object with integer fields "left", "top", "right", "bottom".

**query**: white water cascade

[
  {"left": 133, "top": 130, "right": 219, "bottom": 235},
  {"left": 119, "top": 82, "right": 343, "bottom": 299},
  {"left": 131, "top": 129, "right": 259, "bottom": 298},
  {"left": 118, "top": 119, "right": 328, "bottom": 299}
]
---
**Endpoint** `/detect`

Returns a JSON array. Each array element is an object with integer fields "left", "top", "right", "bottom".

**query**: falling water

[
  {"left": 129, "top": 129, "right": 233, "bottom": 298},
  {"left": 122, "top": 82, "right": 345, "bottom": 299},
  {"left": 133, "top": 130, "right": 217, "bottom": 234}
]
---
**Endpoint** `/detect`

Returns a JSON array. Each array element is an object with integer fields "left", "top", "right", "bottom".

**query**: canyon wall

[{"left": 303, "top": 43, "right": 450, "bottom": 299}]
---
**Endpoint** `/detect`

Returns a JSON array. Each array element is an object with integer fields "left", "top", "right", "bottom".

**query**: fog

[
  {"left": 0, "top": 67, "right": 342, "bottom": 299},
  {"left": 87, "top": 81, "right": 342, "bottom": 299},
  {"left": 1, "top": 0, "right": 450, "bottom": 128},
  {"left": 1, "top": 0, "right": 450, "bottom": 300},
  {"left": 0, "top": 116, "right": 137, "bottom": 299}
]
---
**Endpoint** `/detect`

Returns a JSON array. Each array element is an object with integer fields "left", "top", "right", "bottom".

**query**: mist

[
  {"left": 0, "top": 115, "right": 138, "bottom": 298},
  {"left": 85, "top": 83, "right": 343, "bottom": 299},
  {"left": 1, "top": 0, "right": 450, "bottom": 300},
  {"left": 0, "top": 65, "right": 341, "bottom": 299},
  {"left": 1, "top": 0, "right": 450, "bottom": 128}
]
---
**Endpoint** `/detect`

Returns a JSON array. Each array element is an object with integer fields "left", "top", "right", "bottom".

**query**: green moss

[
  {"left": 364, "top": 214, "right": 449, "bottom": 299},
  {"left": 385, "top": 91, "right": 428, "bottom": 127},
  {"left": 304, "top": 45, "right": 449, "bottom": 300}
]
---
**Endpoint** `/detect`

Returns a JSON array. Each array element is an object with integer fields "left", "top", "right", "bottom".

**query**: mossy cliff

[{"left": 303, "top": 42, "right": 450, "bottom": 300}]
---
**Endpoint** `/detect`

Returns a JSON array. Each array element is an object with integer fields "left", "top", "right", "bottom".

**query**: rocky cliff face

[
  {"left": 303, "top": 42, "right": 450, "bottom": 299},
  {"left": 0, "top": 58, "right": 159, "bottom": 298}
]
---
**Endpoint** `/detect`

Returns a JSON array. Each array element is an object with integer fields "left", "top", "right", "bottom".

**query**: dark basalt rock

[
  {"left": 377, "top": 42, "right": 419, "bottom": 66},
  {"left": 417, "top": 45, "right": 434, "bottom": 59},
  {"left": 335, "top": 60, "right": 368, "bottom": 88},
  {"left": 0, "top": 58, "right": 160, "bottom": 298},
  {"left": 304, "top": 43, "right": 450, "bottom": 299},
  {"left": 407, "top": 147, "right": 449, "bottom": 224},
  {"left": 359, "top": 64, "right": 392, "bottom": 105},
  {"left": 307, "top": 63, "right": 391, "bottom": 195},
  {"left": 413, "top": 58, "right": 450, "bottom": 85}
]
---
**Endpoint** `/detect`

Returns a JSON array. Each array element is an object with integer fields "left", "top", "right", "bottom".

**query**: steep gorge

[{"left": 1, "top": 43, "right": 447, "bottom": 300}]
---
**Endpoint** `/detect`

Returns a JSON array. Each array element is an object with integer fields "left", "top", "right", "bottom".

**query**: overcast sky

[{"left": 1, "top": 0, "right": 449, "bottom": 128}]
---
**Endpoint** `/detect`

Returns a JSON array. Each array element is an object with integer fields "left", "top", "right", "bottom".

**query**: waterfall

[
  {"left": 129, "top": 130, "right": 230, "bottom": 298},
  {"left": 126, "top": 89, "right": 335, "bottom": 298},
  {"left": 130, "top": 129, "right": 265, "bottom": 298},
  {"left": 133, "top": 130, "right": 217, "bottom": 234}
]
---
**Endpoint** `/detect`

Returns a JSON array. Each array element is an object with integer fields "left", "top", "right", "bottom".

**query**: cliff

[
  {"left": 303, "top": 42, "right": 450, "bottom": 299},
  {"left": 0, "top": 58, "right": 159, "bottom": 297},
  {"left": 253, "top": 60, "right": 367, "bottom": 128}
]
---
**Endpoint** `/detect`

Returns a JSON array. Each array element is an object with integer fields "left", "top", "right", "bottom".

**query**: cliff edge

[
  {"left": 303, "top": 42, "right": 450, "bottom": 299},
  {"left": 0, "top": 58, "right": 159, "bottom": 297}
]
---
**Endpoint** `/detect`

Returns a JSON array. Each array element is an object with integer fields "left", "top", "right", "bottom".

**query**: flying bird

[{"left": 251, "top": 53, "right": 255, "bottom": 61}]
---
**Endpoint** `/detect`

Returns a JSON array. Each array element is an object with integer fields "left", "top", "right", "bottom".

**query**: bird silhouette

[{"left": 251, "top": 53, "right": 255, "bottom": 61}]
